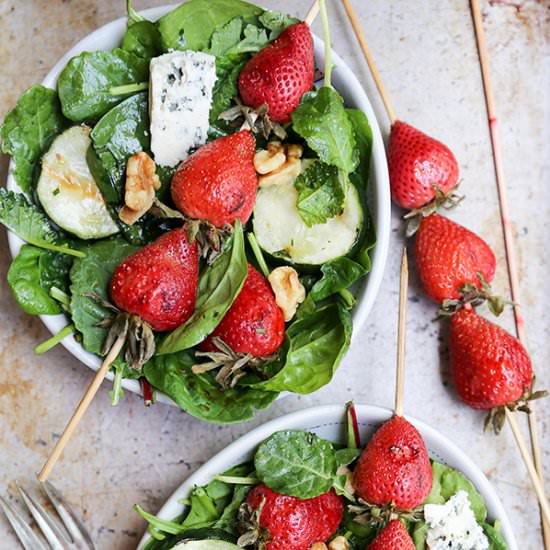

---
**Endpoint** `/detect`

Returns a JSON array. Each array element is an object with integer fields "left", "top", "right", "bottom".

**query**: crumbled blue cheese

[
  {"left": 424, "top": 491, "right": 489, "bottom": 550},
  {"left": 149, "top": 51, "right": 217, "bottom": 167}
]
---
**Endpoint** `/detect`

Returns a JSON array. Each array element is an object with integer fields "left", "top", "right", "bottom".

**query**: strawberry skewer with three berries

[{"left": 339, "top": 0, "right": 550, "bottom": 528}]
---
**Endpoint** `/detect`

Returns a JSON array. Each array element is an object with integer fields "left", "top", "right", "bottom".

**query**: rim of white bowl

[
  {"left": 6, "top": 5, "right": 391, "bottom": 406},
  {"left": 137, "top": 404, "right": 517, "bottom": 550}
]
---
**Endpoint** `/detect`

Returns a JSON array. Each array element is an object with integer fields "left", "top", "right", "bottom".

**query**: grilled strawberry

[
  {"left": 415, "top": 214, "right": 496, "bottom": 304},
  {"left": 171, "top": 130, "right": 257, "bottom": 228},
  {"left": 352, "top": 415, "right": 432, "bottom": 510},
  {"left": 450, "top": 308, "right": 533, "bottom": 412},
  {"left": 367, "top": 519, "right": 416, "bottom": 550},
  {"left": 201, "top": 264, "right": 285, "bottom": 357},
  {"left": 241, "top": 484, "right": 343, "bottom": 550},
  {"left": 388, "top": 121, "right": 459, "bottom": 210},
  {"left": 238, "top": 22, "right": 314, "bottom": 123},
  {"left": 110, "top": 228, "right": 198, "bottom": 332}
]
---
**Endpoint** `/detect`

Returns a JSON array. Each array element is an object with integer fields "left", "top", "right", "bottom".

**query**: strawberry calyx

[
  {"left": 150, "top": 199, "right": 232, "bottom": 264},
  {"left": 484, "top": 381, "right": 548, "bottom": 434},
  {"left": 348, "top": 500, "right": 423, "bottom": 530},
  {"left": 438, "top": 273, "right": 508, "bottom": 318},
  {"left": 404, "top": 185, "right": 464, "bottom": 237},
  {"left": 219, "top": 99, "right": 287, "bottom": 141},
  {"left": 192, "top": 337, "right": 278, "bottom": 389},
  {"left": 237, "top": 497, "right": 270, "bottom": 550},
  {"left": 84, "top": 291, "right": 156, "bottom": 371}
]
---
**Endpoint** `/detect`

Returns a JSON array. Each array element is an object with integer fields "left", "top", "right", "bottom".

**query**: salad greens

[
  {"left": 0, "top": 85, "right": 68, "bottom": 194},
  {"left": 0, "top": 0, "right": 377, "bottom": 424},
  {"left": 138, "top": 408, "right": 509, "bottom": 550}
]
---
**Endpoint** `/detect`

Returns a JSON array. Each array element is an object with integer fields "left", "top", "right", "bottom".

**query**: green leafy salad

[
  {"left": 136, "top": 406, "right": 509, "bottom": 550},
  {"left": 0, "top": 0, "right": 375, "bottom": 423}
]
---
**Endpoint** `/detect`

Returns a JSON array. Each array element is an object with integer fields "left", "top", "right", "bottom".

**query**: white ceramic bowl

[
  {"left": 136, "top": 404, "right": 517, "bottom": 550},
  {"left": 6, "top": 5, "right": 391, "bottom": 404}
]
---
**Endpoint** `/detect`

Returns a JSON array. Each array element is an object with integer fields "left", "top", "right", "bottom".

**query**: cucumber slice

[
  {"left": 171, "top": 542, "right": 241, "bottom": 550},
  {"left": 37, "top": 125, "right": 119, "bottom": 240},
  {"left": 253, "top": 168, "right": 363, "bottom": 266}
]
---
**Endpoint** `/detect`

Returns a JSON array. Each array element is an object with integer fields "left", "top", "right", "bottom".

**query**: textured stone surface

[{"left": 0, "top": 1, "right": 548, "bottom": 549}]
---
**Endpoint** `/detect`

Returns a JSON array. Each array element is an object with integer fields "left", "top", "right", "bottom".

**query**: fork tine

[
  {"left": 16, "top": 483, "right": 67, "bottom": 550},
  {"left": 0, "top": 495, "right": 49, "bottom": 550},
  {"left": 42, "top": 482, "right": 96, "bottom": 550}
]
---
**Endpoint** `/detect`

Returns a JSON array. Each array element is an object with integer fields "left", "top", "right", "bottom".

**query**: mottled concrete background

[{"left": 0, "top": 1, "right": 549, "bottom": 549}]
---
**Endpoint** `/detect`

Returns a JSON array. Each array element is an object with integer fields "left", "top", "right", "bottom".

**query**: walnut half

[
  {"left": 119, "top": 152, "right": 161, "bottom": 226},
  {"left": 254, "top": 142, "right": 303, "bottom": 188},
  {"left": 268, "top": 266, "right": 306, "bottom": 322}
]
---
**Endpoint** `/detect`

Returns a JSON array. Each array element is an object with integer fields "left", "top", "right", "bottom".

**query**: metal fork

[{"left": 0, "top": 481, "right": 95, "bottom": 550}]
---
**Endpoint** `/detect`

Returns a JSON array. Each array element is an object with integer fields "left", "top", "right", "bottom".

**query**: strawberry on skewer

[
  {"left": 449, "top": 307, "right": 546, "bottom": 432},
  {"left": 351, "top": 251, "right": 430, "bottom": 545}
]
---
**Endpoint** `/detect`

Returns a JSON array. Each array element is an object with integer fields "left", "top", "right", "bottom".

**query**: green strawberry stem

[
  {"left": 127, "top": 0, "right": 145, "bottom": 24},
  {"left": 319, "top": 0, "right": 333, "bottom": 87},
  {"left": 346, "top": 401, "right": 361, "bottom": 448},
  {"left": 34, "top": 323, "right": 75, "bottom": 355},
  {"left": 214, "top": 475, "right": 258, "bottom": 485},
  {"left": 110, "top": 365, "right": 125, "bottom": 407}
]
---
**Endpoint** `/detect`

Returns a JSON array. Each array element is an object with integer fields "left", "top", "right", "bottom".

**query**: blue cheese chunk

[
  {"left": 149, "top": 51, "right": 217, "bottom": 167},
  {"left": 424, "top": 491, "right": 489, "bottom": 550}
]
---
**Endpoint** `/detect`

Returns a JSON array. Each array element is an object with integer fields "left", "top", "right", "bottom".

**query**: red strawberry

[
  {"left": 243, "top": 484, "right": 343, "bottom": 550},
  {"left": 388, "top": 121, "right": 459, "bottom": 209},
  {"left": 201, "top": 264, "right": 285, "bottom": 357},
  {"left": 352, "top": 415, "right": 432, "bottom": 510},
  {"left": 171, "top": 130, "right": 257, "bottom": 228},
  {"left": 367, "top": 520, "right": 415, "bottom": 550},
  {"left": 110, "top": 228, "right": 198, "bottom": 332},
  {"left": 450, "top": 308, "right": 533, "bottom": 410},
  {"left": 238, "top": 22, "right": 314, "bottom": 123},
  {"left": 415, "top": 214, "right": 496, "bottom": 303}
]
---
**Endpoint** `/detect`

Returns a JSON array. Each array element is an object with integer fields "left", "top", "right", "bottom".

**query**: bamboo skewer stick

[
  {"left": 506, "top": 409, "right": 550, "bottom": 526},
  {"left": 470, "top": 0, "right": 550, "bottom": 545},
  {"left": 37, "top": 334, "right": 126, "bottom": 482},
  {"left": 305, "top": 0, "right": 320, "bottom": 26},
  {"left": 340, "top": 0, "right": 397, "bottom": 124},
  {"left": 394, "top": 248, "right": 408, "bottom": 417}
]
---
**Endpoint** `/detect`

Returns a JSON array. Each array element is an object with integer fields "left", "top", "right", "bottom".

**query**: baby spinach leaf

[
  {"left": 210, "top": 54, "right": 248, "bottom": 124},
  {"left": 7, "top": 245, "right": 71, "bottom": 315},
  {"left": 90, "top": 92, "right": 150, "bottom": 202},
  {"left": 335, "top": 447, "right": 361, "bottom": 467},
  {"left": 0, "top": 85, "right": 68, "bottom": 194},
  {"left": 355, "top": 209, "right": 376, "bottom": 272},
  {"left": 69, "top": 237, "right": 139, "bottom": 355},
  {"left": 310, "top": 257, "right": 366, "bottom": 302},
  {"left": 294, "top": 161, "right": 347, "bottom": 227},
  {"left": 208, "top": 18, "right": 268, "bottom": 57},
  {"left": 57, "top": 49, "right": 149, "bottom": 122},
  {"left": 483, "top": 522, "right": 508, "bottom": 550},
  {"left": 292, "top": 87, "right": 358, "bottom": 174},
  {"left": 0, "top": 189, "right": 83, "bottom": 257},
  {"left": 254, "top": 430, "right": 337, "bottom": 498},
  {"left": 347, "top": 108, "right": 373, "bottom": 185},
  {"left": 158, "top": 0, "right": 263, "bottom": 52},
  {"left": 252, "top": 303, "right": 352, "bottom": 394},
  {"left": 259, "top": 10, "right": 299, "bottom": 39},
  {"left": 143, "top": 352, "right": 278, "bottom": 424},
  {"left": 158, "top": 222, "right": 248, "bottom": 354},
  {"left": 424, "top": 461, "right": 488, "bottom": 523},
  {"left": 122, "top": 20, "right": 162, "bottom": 60},
  {"left": 213, "top": 484, "right": 252, "bottom": 535}
]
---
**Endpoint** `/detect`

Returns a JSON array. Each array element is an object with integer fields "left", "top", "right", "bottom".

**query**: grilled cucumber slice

[
  {"left": 37, "top": 125, "right": 119, "bottom": 239},
  {"left": 253, "top": 166, "right": 363, "bottom": 266}
]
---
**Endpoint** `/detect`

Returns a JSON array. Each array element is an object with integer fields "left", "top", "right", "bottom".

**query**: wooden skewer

[
  {"left": 394, "top": 247, "right": 408, "bottom": 417},
  {"left": 37, "top": 334, "right": 126, "bottom": 482},
  {"left": 304, "top": 0, "right": 320, "bottom": 26},
  {"left": 340, "top": 0, "right": 397, "bottom": 124},
  {"left": 505, "top": 409, "right": 550, "bottom": 526},
  {"left": 470, "top": 0, "right": 550, "bottom": 545}
]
